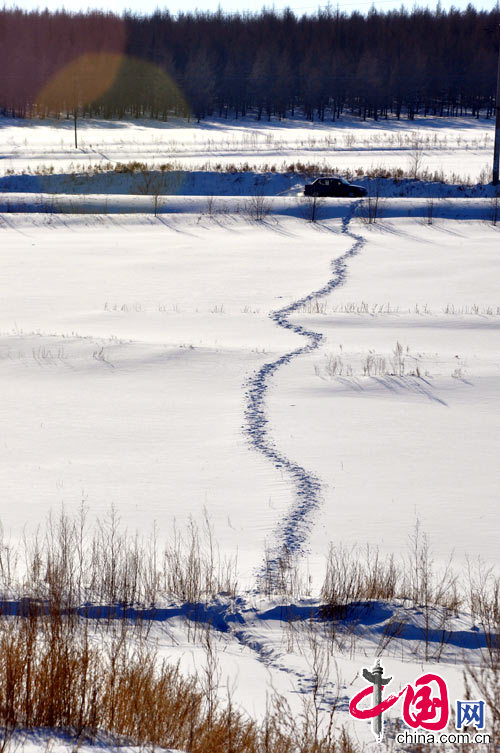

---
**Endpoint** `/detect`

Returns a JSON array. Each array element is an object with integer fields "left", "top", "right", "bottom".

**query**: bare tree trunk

[{"left": 493, "top": 26, "right": 500, "bottom": 185}]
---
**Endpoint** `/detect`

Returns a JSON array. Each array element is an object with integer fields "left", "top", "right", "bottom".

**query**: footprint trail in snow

[{"left": 244, "top": 202, "right": 365, "bottom": 585}]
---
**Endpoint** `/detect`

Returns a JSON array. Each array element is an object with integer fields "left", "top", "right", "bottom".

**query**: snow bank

[
  {"left": 0, "top": 192, "right": 497, "bottom": 221},
  {"left": 1, "top": 170, "right": 498, "bottom": 198}
]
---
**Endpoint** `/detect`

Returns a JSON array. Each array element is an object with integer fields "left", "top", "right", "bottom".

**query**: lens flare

[
  {"left": 37, "top": 52, "right": 124, "bottom": 112},
  {"left": 37, "top": 53, "right": 189, "bottom": 119}
]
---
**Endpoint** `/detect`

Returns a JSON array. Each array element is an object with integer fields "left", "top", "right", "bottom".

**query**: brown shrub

[{"left": 0, "top": 600, "right": 356, "bottom": 752}]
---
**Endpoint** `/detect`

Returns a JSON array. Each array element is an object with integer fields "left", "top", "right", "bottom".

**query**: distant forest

[{"left": 0, "top": 5, "right": 499, "bottom": 122}]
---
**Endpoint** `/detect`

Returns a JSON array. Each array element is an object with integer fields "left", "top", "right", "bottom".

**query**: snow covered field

[
  {"left": 0, "top": 114, "right": 495, "bottom": 182},
  {"left": 0, "top": 117, "right": 499, "bottom": 750},
  {"left": 1, "top": 208, "right": 498, "bottom": 574}
]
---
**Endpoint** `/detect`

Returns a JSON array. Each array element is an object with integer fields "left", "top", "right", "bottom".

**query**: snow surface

[
  {"left": 0, "top": 208, "right": 498, "bottom": 578},
  {"left": 1, "top": 116, "right": 499, "bottom": 750},
  {"left": 0, "top": 114, "right": 495, "bottom": 182},
  {"left": 1, "top": 172, "right": 498, "bottom": 198},
  {"left": 2, "top": 592, "right": 493, "bottom": 749},
  {"left": 6, "top": 733, "right": 178, "bottom": 753}
]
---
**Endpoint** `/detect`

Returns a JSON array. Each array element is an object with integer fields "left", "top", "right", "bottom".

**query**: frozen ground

[{"left": 0, "top": 114, "right": 495, "bottom": 182}]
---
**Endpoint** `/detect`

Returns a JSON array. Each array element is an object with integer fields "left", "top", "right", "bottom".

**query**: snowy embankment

[
  {"left": 1, "top": 170, "right": 499, "bottom": 197},
  {"left": 0, "top": 193, "right": 497, "bottom": 220},
  {"left": 1, "top": 588, "right": 495, "bottom": 748}
]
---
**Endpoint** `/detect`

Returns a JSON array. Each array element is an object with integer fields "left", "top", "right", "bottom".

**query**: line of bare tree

[{"left": 0, "top": 5, "right": 498, "bottom": 123}]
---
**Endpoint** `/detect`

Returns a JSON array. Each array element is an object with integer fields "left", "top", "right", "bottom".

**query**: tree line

[{"left": 0, "top": 4, "right": 498, "bottom": 123}]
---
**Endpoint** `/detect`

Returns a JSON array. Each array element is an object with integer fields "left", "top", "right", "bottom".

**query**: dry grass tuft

[
  {"left": 0, "top": 510, "right": 499, "bottom": 751},
  {"left": 0, "top": 598, "right": 357, "bottom": 752},
  {"left": 0, "top": 506, "right": 238, "bottom": 609},
  {"left": 321, "top": 521, "right": 461, "bottom": 616}
]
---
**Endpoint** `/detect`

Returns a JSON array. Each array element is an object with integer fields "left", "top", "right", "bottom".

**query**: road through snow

[{"left": 244, "top": 203, "right": 365, "bottom": 584}]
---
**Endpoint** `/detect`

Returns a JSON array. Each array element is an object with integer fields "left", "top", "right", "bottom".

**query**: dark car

[{"left": 304, "top": 176, "right": 367, "bottom": 198}]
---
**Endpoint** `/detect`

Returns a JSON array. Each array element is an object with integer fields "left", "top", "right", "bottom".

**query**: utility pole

[
  {"left": 72, "top": 74, "right": 79, "bottom": 151},
  {"left": 494, "top": 24, "right": 500, "bottom": 185}
]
